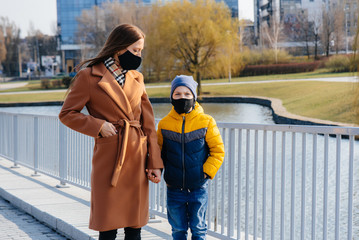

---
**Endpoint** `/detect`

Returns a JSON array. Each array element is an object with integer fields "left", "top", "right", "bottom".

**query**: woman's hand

[
  {"left": 146, "top": 169, "right": 161, "bottom": 184},
  {"left": 100, "top": 122, "right": 117, "bottom": 138}
]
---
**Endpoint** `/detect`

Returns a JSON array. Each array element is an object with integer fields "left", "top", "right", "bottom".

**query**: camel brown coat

[{"left": 59, "top": 63, "right": 163, "bottom": 231}]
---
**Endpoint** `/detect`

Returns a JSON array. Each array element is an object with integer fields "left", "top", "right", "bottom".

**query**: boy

[{"left": 157, "top": 75, "right": 225, "bottom": 240}]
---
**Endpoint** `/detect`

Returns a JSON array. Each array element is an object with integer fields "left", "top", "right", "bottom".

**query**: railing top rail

[
  {"left": 1, "top": 112, "right": 358, "bottom": 135},
  {"left": 0, "top": 111, "right": 59, "bottom": 119},
  {"left": 216, "top": 122, "right": 359, "bottom": 135}
]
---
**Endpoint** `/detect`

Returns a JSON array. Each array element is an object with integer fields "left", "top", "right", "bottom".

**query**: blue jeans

[{"left": 166, "top": 182, "right": 208, "bottom": 240}]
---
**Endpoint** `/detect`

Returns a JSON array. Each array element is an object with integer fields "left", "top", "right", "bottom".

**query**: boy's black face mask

[{"left": 171, "top": 98, "right": 195, "bottom": 114}]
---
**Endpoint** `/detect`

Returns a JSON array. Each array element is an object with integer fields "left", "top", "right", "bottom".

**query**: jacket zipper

[{"left": 182, "top": 116, "right": 185, "bottom": 189}]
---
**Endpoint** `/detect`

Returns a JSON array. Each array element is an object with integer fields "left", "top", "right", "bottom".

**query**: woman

[{"left": 59, "top": 24, "right": 163, "bottom": 240}]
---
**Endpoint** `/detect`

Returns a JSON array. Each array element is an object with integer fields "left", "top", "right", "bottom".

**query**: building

[
  {"left": 253, "top": 0, "right": 358, "bottom": 52},
  {"left": 343, "top": 0, "right": 358, "bottom": 38},
  {"left": 218, "top": 0, "right": 239, "bottom": 18},
  {"left": 57, "top": 0, "right": 241, "bottom": 73},
  {"left": 57, "top": 0, "right": 108, "bottom": 73},
  {"left": 253, "top": 0, "right": 280, "bottom": 45}
]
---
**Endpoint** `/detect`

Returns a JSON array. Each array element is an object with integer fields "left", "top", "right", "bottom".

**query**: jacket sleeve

[
  {"left": 157, "top": 121, "right": 163, "bottom": 151},
  {"left": 203, "top": 117, "right": 225, "bottom": 179},
  {"left": 141, "top": 88, "right": 164, "bottom": 170},
  {"left": 58, "top": 69, "right": 105, "bottom": 137}
]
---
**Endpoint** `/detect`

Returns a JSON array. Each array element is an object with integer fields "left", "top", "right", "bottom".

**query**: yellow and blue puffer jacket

[{"left": 157, "top": 102, "right": 225, "bottom": 190}]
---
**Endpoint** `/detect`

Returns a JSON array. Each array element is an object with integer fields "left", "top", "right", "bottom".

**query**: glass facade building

[
  {"left": 57, "top": 0, "right": 113, "bottom": 72},
  {"left": 57, "top": 0, "right": 239, "bottom": 73},
  {"left": 217, "top": 0, "right": 238, "bottom": 18},
  {"left": 57, "top": 0, "right": 96, "bottom": 45}
]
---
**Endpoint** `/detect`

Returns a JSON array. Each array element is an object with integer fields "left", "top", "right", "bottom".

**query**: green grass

[
  {"left": 0, "top": 70, "right": 358, "bottom": 125},
  {"left": 1, "top": 69, "right": 354, "bottom": 92},
  {"left": 0, "top": 92, "right": 67, "bottom": 103},
  {"left": 199, "top": 69, "right": 355, "bottom": 84}
]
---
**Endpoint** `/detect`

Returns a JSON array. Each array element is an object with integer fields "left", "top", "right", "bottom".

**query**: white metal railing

[{"left": 0, "top": 111, "right": 358, "bottom": 240}]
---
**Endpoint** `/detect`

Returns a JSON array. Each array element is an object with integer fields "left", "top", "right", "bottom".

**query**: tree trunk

[
  {"left": 305, "top": 32, "right": 310, "bottom": 59},
  {"left": 314, "top": 34, "right": 319, "bottom": 60},
  {"left": 195, "top": 70, "right": 201, "bottom": 98}
]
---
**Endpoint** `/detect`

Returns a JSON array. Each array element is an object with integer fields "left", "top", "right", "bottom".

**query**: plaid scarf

[{"left": 104, "top": 57, "right": 128, "bottom": 87}]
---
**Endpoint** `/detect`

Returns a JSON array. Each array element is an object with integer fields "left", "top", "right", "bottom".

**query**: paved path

[
  {"left": 0, "top": 76, "right": 357, "bottom": 95},
  {"left": 145, "top": 76, "right": 359, "bottom": 89},
  {"left": 0, "top": 157, "right": 222, "bottom": 240},
  {"left": 0, "top": 82, "right": 28, "bottom": 91},
  {"left": 0, "top": 197, "right": 69, "bottom": 240}
]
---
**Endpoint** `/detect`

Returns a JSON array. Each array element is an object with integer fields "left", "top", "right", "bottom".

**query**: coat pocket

[{"left": 95, "top": 134, "right": 118, "bottom": 144}]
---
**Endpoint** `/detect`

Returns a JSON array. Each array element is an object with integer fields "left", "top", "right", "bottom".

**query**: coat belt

[{"left": 110, "top": 119, "right": 141, "bottom": 187}]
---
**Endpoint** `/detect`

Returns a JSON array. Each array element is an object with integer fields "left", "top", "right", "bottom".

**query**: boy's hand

[{"left": 146, "top": 169, "right": 162, "bottom": 184}]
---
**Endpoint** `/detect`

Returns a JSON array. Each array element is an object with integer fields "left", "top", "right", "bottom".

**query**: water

[{"left": 0, "top": 103, "right": 275, "bottom": 124}]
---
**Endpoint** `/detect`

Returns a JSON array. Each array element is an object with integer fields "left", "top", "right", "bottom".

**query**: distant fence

[{"left": 0, "top": 111, "right": 358, "bottom": 240}]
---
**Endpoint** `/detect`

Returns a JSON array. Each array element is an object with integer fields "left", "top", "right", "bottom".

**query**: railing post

[
  {"left": 57, "top": 122, "right": 68, "bottom": 188},
  {"left": 11, "top": 115, "right": 19, "bottom": 168},
  {"left": 335, "top": 135, "right": 341, "bottom": 240},
  {"left": 348, "top": 135, "right": 354, "bottom": 240},
  {"left": 148, "top": 182, "right": 158, "bottom": 221},
  {"left": 228, "top": 128, "right": 235, "bottom": 237},
  {"left": 32, "top": 116, "right": 40, "bottom": 176}
]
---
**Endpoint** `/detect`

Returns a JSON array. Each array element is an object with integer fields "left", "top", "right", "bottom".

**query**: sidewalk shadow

[{"left": 0, "top": 162, "right": 90, "bottom": 207}]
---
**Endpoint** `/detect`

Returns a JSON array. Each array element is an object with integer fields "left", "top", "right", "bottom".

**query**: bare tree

[
  {"left": 295, "top": 10, "right": 313, "bottom": 59},
  {"left": 0, "top": 25, "right": 6, "bottom": 68},
  {"left": 0, "top": 17, "right": 20, "bottom": 76},
  {"left": 321, "top": 5, "right": 335, "bottom": 56},
  {"left": 332, "top": 4, "right": 345, "bottom": 54},
  {"left": 309, "top": 10, "right": 322, "bottom": 60},
  {"left": 76, "top": 2, "right": 149, "bottom": 57},
  {"left": 261, "top": 15, "right": 284, "bottom": 63}
]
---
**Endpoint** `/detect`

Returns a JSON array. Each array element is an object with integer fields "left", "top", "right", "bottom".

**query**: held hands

[
  {"left": 146, "top": 169, "right": 161, "bottom": 184},
  {"left": 100, "top": 122, "right": 117, "bottom": 137}
]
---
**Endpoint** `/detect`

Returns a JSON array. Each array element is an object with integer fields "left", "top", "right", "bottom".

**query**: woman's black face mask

[
  {"left": 118, "top": 50, "right": 142, "bottom": 70},
  {"left": 171, "top": 98, "right": 195, "bottom": 114}
]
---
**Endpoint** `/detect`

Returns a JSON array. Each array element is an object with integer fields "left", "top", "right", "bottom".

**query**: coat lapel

[
  {"left": 123, "top": 71, "right": 144, "bottom": 105},
  {"left": 94, "top": 64, "right": 134, "bottom": 120}
]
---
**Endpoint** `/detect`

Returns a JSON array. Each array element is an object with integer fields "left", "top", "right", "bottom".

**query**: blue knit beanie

[{"left": 170, "top": 75, "right": 198, "bottom": 100}]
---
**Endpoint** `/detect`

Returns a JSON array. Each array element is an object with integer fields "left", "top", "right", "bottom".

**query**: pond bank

[{"left": 0, "top": 96, "right": 356, "bottom": 127}]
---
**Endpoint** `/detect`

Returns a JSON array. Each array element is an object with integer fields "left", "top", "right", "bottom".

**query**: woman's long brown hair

[
  {"left": 77, "top": 23, "right": 145, "bottom": 70},
  {"left": 65, "top": 24, "right": 145, "bottom": 95}
]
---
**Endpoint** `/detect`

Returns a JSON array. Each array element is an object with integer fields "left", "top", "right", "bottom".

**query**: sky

[
  {"left": 0, "top": 0, "right": 57, "bottom": 37},
  {"left": 0, "top": 0, "right": 253, "bottom": 38}
]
